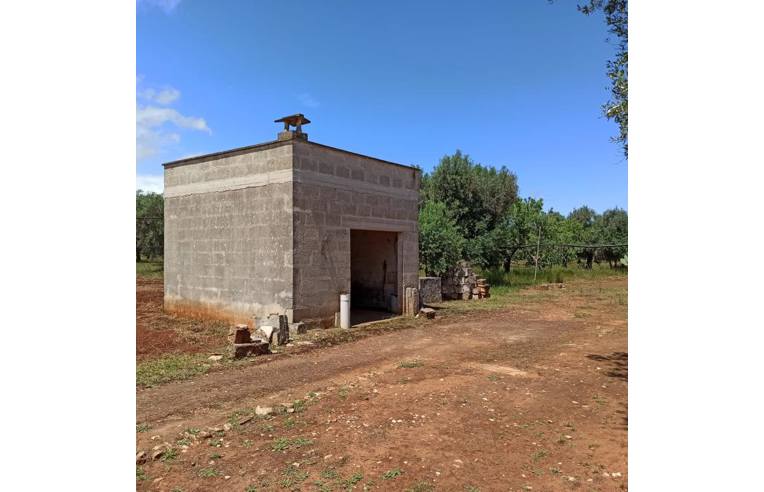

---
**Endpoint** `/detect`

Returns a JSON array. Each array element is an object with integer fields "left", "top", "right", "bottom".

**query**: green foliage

[
  {"left": 579, "top": 0, "right": 628, "bottom": 156},
  {"left": 469, "top": 197, "right": 545, "bottom": 274},
  {"left": 418, "top": 150, "right": 627, "bottom": 276},
  {"left": 422, "top": 150, "right": 518, "bottom": 238},
  {"left": 136, "top": 190, "right": 164, "bottom": 261},
  {"left": 598, "top": 207, "right": 628, "bottom": 265},
  {"left": 418, "top": 200, "right": 465, "bottom": 276}
]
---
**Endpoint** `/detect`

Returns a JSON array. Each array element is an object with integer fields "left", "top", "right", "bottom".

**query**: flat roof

[{"left": 162, "top": 138, "right": 419, "bottom": 172}]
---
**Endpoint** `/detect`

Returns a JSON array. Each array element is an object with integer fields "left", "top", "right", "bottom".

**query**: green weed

[
  {"left": 383, "top": 468, "right": 403, "bottom": 480},
  {"left": 341, "top": 472, "right": 364, "bottom": 490},
  {"left": 399, "top": 360, "right": 423, "bottom": 368},
  {"left": 136, "top": 354, "right": 209, "bottom": 387},
  {"left": 198, "top": 467, "right": 220, "bottom": 478}
]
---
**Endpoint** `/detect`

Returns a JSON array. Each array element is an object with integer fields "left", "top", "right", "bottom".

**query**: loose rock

[{"left": 255, "top": 405, "right": 274, "bottom": 416}]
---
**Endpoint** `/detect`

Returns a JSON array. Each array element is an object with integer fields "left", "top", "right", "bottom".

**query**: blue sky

[{"left": 137, "top": 0, "right": 626, "bottom": 214}]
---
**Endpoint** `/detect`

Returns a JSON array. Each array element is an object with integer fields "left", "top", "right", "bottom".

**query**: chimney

[{"left": 274, "top": 113, "right": 310, "bottom": 141}]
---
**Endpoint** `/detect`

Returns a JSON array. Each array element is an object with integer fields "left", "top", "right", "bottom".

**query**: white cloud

[
  {"left": 137, "top": 0, "right": 182, "bottom": 14},
  {"left": 298, "top": 93, "right": 320, "bottom": 108},
  {"left": 136, "top": 78, "right": 211, "bottom": 161},
  {"left": 138, "top": 87, "right": 180, "bottom": 105},
  {"left": 136, "top": 174, "right": 164, "bottom": 193},
  {"left": 137, "top": 106, "right": 210, "bottom": 133}
]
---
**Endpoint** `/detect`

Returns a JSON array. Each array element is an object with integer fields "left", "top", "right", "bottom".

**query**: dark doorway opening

[{"left": 350, "top": 230, "right": 399, "bottom": 325}]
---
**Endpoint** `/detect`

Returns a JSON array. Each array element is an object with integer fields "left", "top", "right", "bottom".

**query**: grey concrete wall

[
  {"left": 291, "top": 141, "right": 420, "bottom": 327},
  {"left": 163, "top": 142, "right": 294, "bottom": 324}
]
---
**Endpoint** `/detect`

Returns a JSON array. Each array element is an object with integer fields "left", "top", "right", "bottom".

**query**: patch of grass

[
  {"left": 176, "top": 437, "right": 191, "bottom": 446},
  {"left": 341, "top": 472, "right": 364, "bottom": 490},
  {"left": 531, "top": 449, "right": 549, "bottom": 462},
  {"left": 487, "top": 374, "right": 499, "bottom": 382},
  {"left": 313, "top": 481, "right": 331, "bottom": 492},
  {"left": 245, "top": 486, "right": 258, "bottom": 492},
  {"left": 284, "top": 417, "right": 296, "bottom": 429},
  {"left": 382, "top": 468, "right": 403, "bottom": 480},
  {"left": 210, "top": 453, "right": 222, "bottom": 460},
  {"left": 136, "top": 354, "right": 210, "bottom": 387},
  {"left": 338, "top": 387, "right": 350, "bottom": 399},
  {"left": 321, "top": 468, "right": 339, "bottom": 479},
  {"left": 465, "top": 486, "right": 480, "bottom": 492},
  {"left": 136, "top": 466, "right": 147, "bottom": 481},
  {"left": 198, "top": 467, "right": 220, "bottom": 478},
  {"left": 592, "top": 394, "right": 607, "bottom": 405},
  {"left": 399, "top": 359, "right": 423, "bottom": 368},
  {"left": 271, "top": 437, "right": 313, "bottom": 451},
  {"left": 136, "top": 423, "right": 151, "bottom": 433},
  {"left": 185, "top": 427, "right": 201, "bottom": 436},
  {"left": 405, "top": 481, "right": 434, "bottom": 492},
  {"left": 160, "top": 447, "right": 179, "bottom": 462},
  {"left": 480, "top": 264, "right": 625, "bottom": 291},
  {"left": 209, "top": 438, "right": 223, "bottom": 447},
  {"left": 242, "top": 439, "right": 253, "bottom": 448},
  {"left": 272, "top": 437, "right": 291, "bottom": 451},
  {"left": 292, "top": 399, "right": 307, "bottom": 412},
  {"left": 136, "top": 260, "right": 163, "bottom": 278},
  {"left": 280, "top": 464, "right": 309, "bottom": 488}
]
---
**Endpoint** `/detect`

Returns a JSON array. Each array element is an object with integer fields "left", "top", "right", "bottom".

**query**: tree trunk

[
  {"left": 503, "top": 249, "right": 516, "bottom": 274},
  {"left": 586, "top": 252, "right": 593, "bottom": 269},
  {"left": 136, "top": 247, "right": 141, "bottom": 263}
]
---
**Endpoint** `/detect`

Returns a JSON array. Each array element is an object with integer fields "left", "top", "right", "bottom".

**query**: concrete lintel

[{"left": 341, "top": 215, "right": 417, "bottom": 232}]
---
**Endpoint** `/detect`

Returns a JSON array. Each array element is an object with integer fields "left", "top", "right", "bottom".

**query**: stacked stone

[
  {"left": 440, "top": 261, "right": 478, "bottom": 300},
  {"left": 476, "top": 278, "right": 491, "bottom": 299}
]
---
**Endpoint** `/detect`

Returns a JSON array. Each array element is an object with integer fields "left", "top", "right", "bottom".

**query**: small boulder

[
  {"left": 208, "top": 354, "right": 223, "bottom": 361},
  {"left": 419, "top": 307, "right": 436, "bottom": 319},
  {"left": 255, "top": 405, "right": 274, "bottom": 416},
  {"left": 255, "top": 325, "right": 275, "bottom": 343}
]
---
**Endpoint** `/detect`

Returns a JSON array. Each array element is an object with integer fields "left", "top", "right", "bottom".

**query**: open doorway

[{"left": 350, "top": 229, "right": 399, "bottom": 325}]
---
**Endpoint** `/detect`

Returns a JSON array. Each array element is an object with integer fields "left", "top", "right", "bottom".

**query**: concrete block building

[{"left": 163, "top": 115, "right": 420, "bottom": 328}]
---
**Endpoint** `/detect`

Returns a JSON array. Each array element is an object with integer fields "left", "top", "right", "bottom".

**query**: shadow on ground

[{"left": 587, "top": 351, "right": 628, "bottom": 381}]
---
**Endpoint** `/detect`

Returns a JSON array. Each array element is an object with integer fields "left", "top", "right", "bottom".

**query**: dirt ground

[
  {"left": 137, "top": 277, "right": 228, "bottom": 360},
  {"left": 137, "top": 278, "right": 627, "bottom": 491}
]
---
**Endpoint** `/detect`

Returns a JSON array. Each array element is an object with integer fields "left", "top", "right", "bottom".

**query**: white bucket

[{"left": 340, "top": 293, "right": 351, "bottom": 329}]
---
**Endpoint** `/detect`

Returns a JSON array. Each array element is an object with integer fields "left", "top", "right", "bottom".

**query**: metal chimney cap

[{"left": 274, "top": 113, "right": 311, "bottom": 128}]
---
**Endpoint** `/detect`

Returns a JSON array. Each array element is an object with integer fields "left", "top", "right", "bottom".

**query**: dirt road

[{"left": 137, "top": 278, "right": 627, "bottom": 491}]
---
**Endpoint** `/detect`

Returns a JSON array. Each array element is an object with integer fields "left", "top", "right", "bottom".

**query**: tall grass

[
  {"left": 137, "top": 260, "right": 163, "bottom": 278},
  {"left": 478, "top": 263, "right": 626, "bottom": 293}
]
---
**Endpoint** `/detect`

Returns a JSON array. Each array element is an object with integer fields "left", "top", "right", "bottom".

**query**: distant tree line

[
  {"left": 136, "top": 190, "right": 163, "bottom": 262},
  {"left": 418, "top": 151, "right": 627, "bottom": 277}
]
